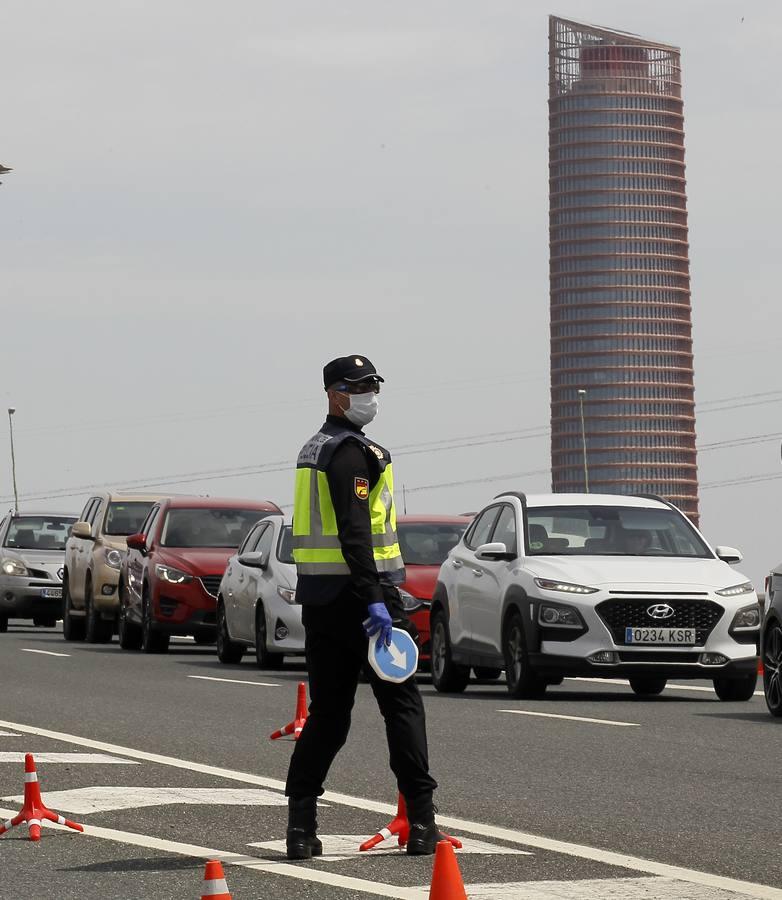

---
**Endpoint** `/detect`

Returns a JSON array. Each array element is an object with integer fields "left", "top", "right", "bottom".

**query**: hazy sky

[{"left": 1, "top": 1, "right": 780, "bottom": 584}]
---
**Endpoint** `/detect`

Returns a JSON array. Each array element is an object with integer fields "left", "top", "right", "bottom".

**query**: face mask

[{"left": 342, "top": 392, "right": 378, "bottom": 427}]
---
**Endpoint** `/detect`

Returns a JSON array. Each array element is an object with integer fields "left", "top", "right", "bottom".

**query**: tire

[
  {"left": 0, "top": 615, "right": 7, "bottom": 633},
  {"left": 216, "top": 601, "right": 245, "bottom": 664},
  {"left": 84, "top": 576, "right": 113, "bottom": 644},
  {"left": 504, "top": 613, "right": 546, "bottom": 699},
  {"left": 141, "top": 591, "right": 169, "bottom": 654},
  {"left": 62, "top": 576, "right": 85, "bottom": 642},
  {"left": 473, "top": 667, "right": 502, "bottom": 681},
  {"left": 193, "top": 630, "right": 216, "bottom": 646},
  {"left": 764, "top": 621, "right": 782, "bottom": 716},
  {"left": 629, "top": 676, "right": 667, "bottom": 697},
  {"left": 117, "top": 599, "right": 142, "bottom": 650},
  {"left": 430, "top": 611, "right": 469, "bottom": 693},
  {"left": 714, "top": 672, "right": 757, "bottom": 702},
  {"left": 254, "top": 604, "right": 284, "bottom": 670}
]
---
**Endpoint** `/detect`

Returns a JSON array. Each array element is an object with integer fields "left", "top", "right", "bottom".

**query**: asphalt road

[{"left": 0, "top": 622, "right": 778, "bottom": 900}]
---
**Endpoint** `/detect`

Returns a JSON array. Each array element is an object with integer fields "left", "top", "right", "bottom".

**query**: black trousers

[{"left": 285, "top": 585, "right": 437, "bottom": 801}]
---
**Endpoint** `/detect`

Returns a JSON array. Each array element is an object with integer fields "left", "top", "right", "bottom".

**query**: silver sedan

[{"left": 216, "top": 515, "right": 304, "bottom": 668}]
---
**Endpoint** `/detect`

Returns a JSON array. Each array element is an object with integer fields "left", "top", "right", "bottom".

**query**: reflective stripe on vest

[{"left": 292, "top": 437, "right": 404, "bottom": 576}]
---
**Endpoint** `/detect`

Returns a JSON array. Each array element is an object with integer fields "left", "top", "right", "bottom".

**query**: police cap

[{"left": 323, "top": 355, "right": 385, "bottom": 390}]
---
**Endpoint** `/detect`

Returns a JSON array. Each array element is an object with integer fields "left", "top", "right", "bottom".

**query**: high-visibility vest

[{"left": 292, "top": 422, "right": 404, "bottom": 577}]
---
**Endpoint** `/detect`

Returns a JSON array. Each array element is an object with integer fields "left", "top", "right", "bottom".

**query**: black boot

[
  {"left": 405, "top": 793, "right": 447, "bottom": 856},
  {"left": 286, "top": 796, "right": 323, "bottom": 860}
]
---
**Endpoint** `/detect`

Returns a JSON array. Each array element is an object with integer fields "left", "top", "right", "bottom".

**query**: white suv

[{"left": 431, "top": 492, "right": 760, "bottom": 700}]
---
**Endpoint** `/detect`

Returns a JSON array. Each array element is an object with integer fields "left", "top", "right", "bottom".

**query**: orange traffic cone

[
  {"left": 359, "top": 793, "right": 462, "bottom": 852},
  {"left": 270, "top": 681, "right": 308, "bottom": 741},
  {"left": 758, "top": 657, "right": 765, "bottom": 677},
  {"left": 0, "top": 753, "right": 84, "bottom": 842},
  {"left": 201, "top": 860, "right": 232, "bottom": 899},
  {"left": 428, "top": 840, "right": 467, "bottom": 900}
]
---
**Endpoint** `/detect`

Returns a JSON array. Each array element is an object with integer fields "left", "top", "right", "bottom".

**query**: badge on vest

[{"left": 354, "top": 477, "right": 369, "bottom": 500}]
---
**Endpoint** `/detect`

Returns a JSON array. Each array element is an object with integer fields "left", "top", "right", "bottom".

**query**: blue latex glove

[{"left": 364, "top": 602, "right": 393, "bottom": 649}]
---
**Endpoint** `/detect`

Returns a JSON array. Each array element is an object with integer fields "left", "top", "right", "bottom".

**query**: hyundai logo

[
  {"left": 57, "top": 567, "right": 64, "bottom": 581},
  {"left": 647, "top": 603, "right": 675, "bottom": 620}
]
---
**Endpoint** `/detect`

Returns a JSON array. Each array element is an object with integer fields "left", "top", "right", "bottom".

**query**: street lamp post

[
  {"left": 7, "top": 408, "right": 18, "bottom": 513},
  {"left": 577, "top": 390, "right": 589, "bottom": 493}
]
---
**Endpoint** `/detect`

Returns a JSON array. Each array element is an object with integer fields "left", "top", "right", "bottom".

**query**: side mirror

[
  {"left": 238, "top": 550, "right": 268, "bottom": 570},
  {"left": 71, "top": 521, "right": 93, "bottom": 540},
  {"left": 716, "top": 546, "right": 743, "bottom": 565},
  {"left": 126, "top": 533, "right": 147, "bottom": 553},
  {"left": 475, "top": 542, "right": 517, "bottom": 562}
]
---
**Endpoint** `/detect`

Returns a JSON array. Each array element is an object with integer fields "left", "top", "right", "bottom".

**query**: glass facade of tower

[{"left": 549, "top": 16, "right": 698, "bottom": 522}]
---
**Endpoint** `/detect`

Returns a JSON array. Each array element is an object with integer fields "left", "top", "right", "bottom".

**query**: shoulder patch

[
  {"left": 354, "top": 477, "right": 369, "bottom": 500},
  {"left": 368, "top": 444, "right": 385, "bottom": 460}
]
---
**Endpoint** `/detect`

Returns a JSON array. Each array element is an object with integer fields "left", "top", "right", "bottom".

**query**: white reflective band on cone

[
  {"left": 27, "top": 818, "right": 41, "bottom": 827},
  {"left": 379, "top": 827, "right": 393, "bottom": 839},
  {"left": 203, "top": 877, "right": 229, "bottom": 893},
  {"left": 56, "top": 815, "right": 66, "bottom": 825},
  {"left": 2, "top": 819, "right": 12, "bottom": 829},
  {"left": 24, "top": 773, "right": 38, "bottom": 783}
]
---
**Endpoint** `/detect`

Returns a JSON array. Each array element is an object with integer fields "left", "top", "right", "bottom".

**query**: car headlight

[
  {"left": 730, "top": 603, "right": 761, "bottom": 629},
  {"left": 105, "top": 549, "right": 123, "bottom": 570},
  {"left": 277, "top": 586, "right": 297, "bottom": 605},
  {"left": 398, "top": 588, "right": 424, "bottom": 612},
  {"left": 716, "top": 582, "right": 754, "bottom": 597},
  {"left": 155, "top": 564, "right": 193, "bottom": 584},
  {"left": 538, "top": 602, "right": 584, "bottom": 628},
  {"left": 1, "top": 558, "right": 28, "bottom": 577},
  {"left": 534, "top": 578, "right": 597, "bottom": 595}
]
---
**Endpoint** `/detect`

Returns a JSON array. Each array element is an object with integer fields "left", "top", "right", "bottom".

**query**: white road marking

[
  {"left": 498, "top": 709, "right": 640, "bottom": 727},
  {"left": 0, "top": 719, "right": 778, "bottom": 899},
  {"left": 249, "top": 834, "right": 530, "bottom": 863},
  {"left": 568, "top": 677, "right": 764, "bottom": 697},
  {"left": 452, "top": 878, "right": 751, "bottom": 899},
  {"left": 0, "top": 752, "right": 139, "bottom": 764},
  {"left": 187, "top": 675, "right": 280, "bottom": 688},
  {"left": 2, "top": 787, "right": 289, "bottom": 814},
  {"left": 20, "top": 648, "right": 70, "bottom": 658},
  {"left": 0, "top": 732, "right": 20, "bottom": 737},
  {"left": 0, "top": 808, "right": 423, "bottom": 900}
]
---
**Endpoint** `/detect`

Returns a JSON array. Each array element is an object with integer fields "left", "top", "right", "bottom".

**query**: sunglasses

[{"left": 332, "top": 381, "right": 381, "bottom": 395}]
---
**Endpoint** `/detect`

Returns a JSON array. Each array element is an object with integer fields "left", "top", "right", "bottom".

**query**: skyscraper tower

[{"left": 549, "top": 17, "right": 698, "bottom": 522}]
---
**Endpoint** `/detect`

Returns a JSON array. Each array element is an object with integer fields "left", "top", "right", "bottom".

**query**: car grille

[
  {"left": 617, "top": 651, "right": 701, "bottom": 664},
  {"left": 199, "top": 576, "right": 223, "bottom": 598},
  {"left": 28, "top": 568, "right": 51, "bottom": 580},
  {"left": 596, "top": 598, "right": 724, "bottom": 646}
]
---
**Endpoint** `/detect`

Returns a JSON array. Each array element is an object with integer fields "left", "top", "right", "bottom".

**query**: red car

[
  {"left": 117, "top": 496, "right": 281, "bottom": 653},
  {"left": 396, "top": 515, "right": 472, "bottom": 664}
]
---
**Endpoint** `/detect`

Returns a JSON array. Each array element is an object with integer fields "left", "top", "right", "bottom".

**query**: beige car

[{"left": 62, "top": 492, "right": 166, "bottom": 643}]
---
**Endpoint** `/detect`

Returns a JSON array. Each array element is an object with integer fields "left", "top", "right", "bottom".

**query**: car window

[
  {"left": 491, "top": 506, "right": 518, "bottom": 554},
  {"left": 160, "top": 508, "right": 270, "bottom": 549},
  {"left": 78, "top": 498, "right": 95, "bottom": 523},
  {"left": 256, "top": 525, "right": 274, "bottom": 562},
  {"left": 138, "top": 506, "right": 158, "bottom": 537},
  {"left": 87, "top": 498, "right": 104, "bottom": 527},
  {"left": 91, "top": 500, "right": 105, "bottom": 530},
  {"left": 525, "top": 505, "right": 712, "bottom": 558},
  {"left": 5, "top": 516, "right": 77, "bottom": 551},
  {"left": 239, "top": 523, "right": 264, "bottom": 555},
  {"left": 144, "top": 508, "right": 161, "bottom": 548},
  {"left": 278, "top": 526, "right": 294, "bottom": 564},
  {"left": 104, "top": 502, "right": 155, "bottom": 536},
  {"left": 465, "top": 506, "right": 501, "bottom": 550},
  {"left": 397, "top": 522, "right": 469, "bottom": 566}
]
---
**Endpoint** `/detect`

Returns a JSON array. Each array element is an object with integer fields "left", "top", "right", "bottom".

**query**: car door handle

[
  {"left": 452, "top": 559, "right": 463, "bottom": 569},
  {"left": 238, "top": 574, "right": 245, "bottom": 583},
  {"left": 472, "top": 568, "right": 483, "bottom": 577}
]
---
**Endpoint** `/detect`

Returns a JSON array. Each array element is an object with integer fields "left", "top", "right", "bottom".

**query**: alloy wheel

[
  {"left": 764, "top": 623, "right": 782, "bottom": 715},
  {"left": 431, "top": 622, "right": 446, "bottom": 682},
  {"left": 506, "top": 626, "right": 524, "bottom": 688}
]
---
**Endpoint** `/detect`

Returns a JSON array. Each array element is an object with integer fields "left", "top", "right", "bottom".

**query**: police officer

[{"left": 284, "top": 355, "right": 442, "bottom": 860}]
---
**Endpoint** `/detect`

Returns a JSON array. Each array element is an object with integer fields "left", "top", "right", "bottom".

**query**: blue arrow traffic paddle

[{"left": 367, "top": 627, "right": 419, "bottom": 683}]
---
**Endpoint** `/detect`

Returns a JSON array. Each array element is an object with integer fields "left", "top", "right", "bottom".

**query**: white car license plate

[
  {"left": 41, "top": 588, "right": 62, "bottom": 599},
  {"left": 625, "top": 627, "right": 695, "bottom": 645}
]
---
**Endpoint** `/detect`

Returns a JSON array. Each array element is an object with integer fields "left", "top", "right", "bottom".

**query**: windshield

[
  {"left": 526, "top": 506, "right": 712, "bottom": 558},
  {"left": 104, "top": 502, "right": 155, "bottom": 536},
  {"left": 398, "top": 522, "right": 469, "bottom": 566},
  {"left": 278, "top": 526, "right": 294, "bottom": 564},
  {"left": 160, "top": 508, "right": 270, "bottom": 549},
  {"left": 5, "top": 516, "right": 77, "bottom": 551}
]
